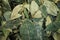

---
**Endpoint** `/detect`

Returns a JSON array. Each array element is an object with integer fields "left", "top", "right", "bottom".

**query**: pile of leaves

[{"left": 0, "top": 0, "right": 60, "bottom": 40}]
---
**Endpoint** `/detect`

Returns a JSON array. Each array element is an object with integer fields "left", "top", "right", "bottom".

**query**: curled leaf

[{"left": 10, "top": 5, "right": 23, "bottom": 20}]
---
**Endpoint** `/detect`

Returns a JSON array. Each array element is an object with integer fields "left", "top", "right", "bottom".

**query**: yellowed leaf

[
  {"left": 31, "top": 0, "right": 39, "bottom": 15},
  {"left": 24, "top": 3, "right": 30, "bottom": 11},
  {"left": 46, "top": 16, "right": 52, "bottom": 26},
  {"left": 53, "top": 0, "right": 60, "bottom": 3},
  {"left": 57, "top": 29, "right": 60, "bottom": 33},
  {"left": 33, "top": 10, "right": 42, "bottom": 18},
  {"left": 43, "top": 0, "right": 59, "bottom": 16},
  {"left": 10, "top": 5, "right": 23, "bottom": 20},
  {"left": 53, "top": 33, "right": 60, "bottom": 40}
]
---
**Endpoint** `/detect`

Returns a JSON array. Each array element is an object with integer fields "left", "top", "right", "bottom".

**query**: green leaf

[
  {"left": 4, "top": 11, "right": 11, "bottom": 21},
  {"left": 2, "top": 0, "right": 11, "bottom": 11},
  {"left": 54, "top": 21, "right": 60, "bottom": 29},
  {"left": 20, "top": 19, "right": 35, "bottom": 40},
  {"left": 24, "top": 9, "right": 29, "bottom": 19},
  {"left": 32, "top": 18, "right": 42, "bottom": 22},
  {"left": 45, "top": 23, "right": 58, "bottom": 32},
  {"left": 20, "top": 19, "right": 48, "bottom": 40},
  {"left": 40, "top": 5, "right": 47, "bottom": 18},
  {"left": 35, "top": 0, "right": 40, "bottom": 6},
  {"left": 46, "top": 19, "right": 60, "bottom": 32},
  {"left": 1, "top": 28, "right": 11, "bottom": 40},
  {"left": 5, "top": 18, "right": 21, "bottom": 29}
]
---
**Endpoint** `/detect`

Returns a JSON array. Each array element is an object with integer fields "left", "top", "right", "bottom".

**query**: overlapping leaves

[{"left": 1, "top": 0, "right": 60, "bottom": 40}]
